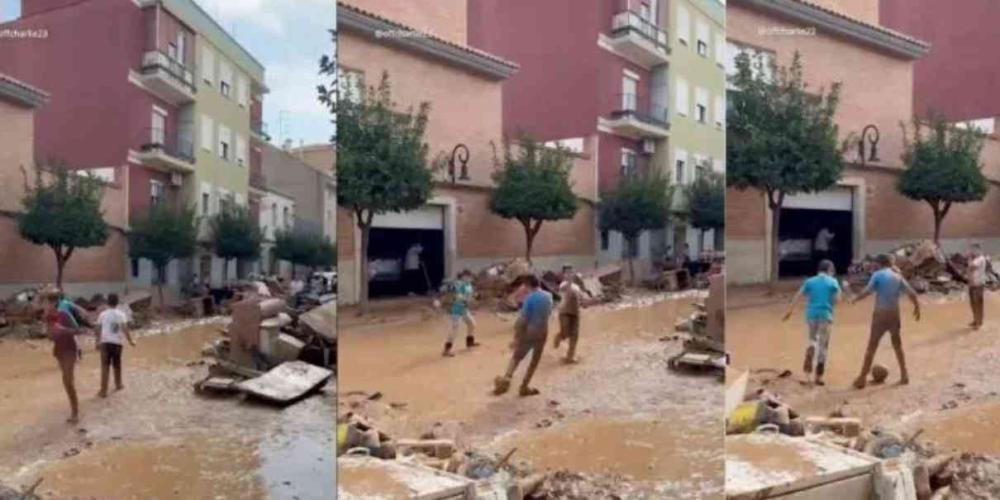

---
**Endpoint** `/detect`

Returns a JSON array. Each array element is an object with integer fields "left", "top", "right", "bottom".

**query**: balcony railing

[
  {"left": 612, "top": 10, "right": 668, "bottom": 49},
  {"left": 611, "top": 93, "right": 669, "bottom": 128},
  {"left": 138, "top": 127, "right": 195, "bottom": 164},
  {"left": 141, "top": 50, "right": 196, "bottom": 93},
  {"left": 251, "top": 120, "right": 270, "bottom": 139}
]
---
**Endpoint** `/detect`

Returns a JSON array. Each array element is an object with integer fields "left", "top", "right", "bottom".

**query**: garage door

[
  {"left": 784, "top": 187, "right": 853, "bottom": 211},
  {"left": 371, "top": 205, "right": 444, "bottom": 230}
]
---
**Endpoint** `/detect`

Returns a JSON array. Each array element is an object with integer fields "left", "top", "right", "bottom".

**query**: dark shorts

[
  {"left": 100, "top": 343, "right": 123, "bottom": 368},
  {"left": 871, "top": 309, "right": 901, "bottom": 336},
  {"left": 559, "top": 313, "right": 580, "bottom": 339}
]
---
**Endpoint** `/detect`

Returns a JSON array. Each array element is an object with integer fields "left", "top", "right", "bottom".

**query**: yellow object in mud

[
  {"left": 728, "top": 401, "right": 762, "bottom": 434},
  {"left": 337, "top": 423, "right": 348, "bottom": 454}
]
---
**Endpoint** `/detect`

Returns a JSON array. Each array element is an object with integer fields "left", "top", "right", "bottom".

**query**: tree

[
  {"left": 490, "top": 135, "right": 579, "bottom": 262},
  {"left": 599, "top": 172, "right": 672, "bottom": 283},
  {"left": 322, "top": 71, "right": 434, "bottom": 313},
  {"left": 686, "top": 171, "right": 725, "bottom": 254},
  {"left": 275, "top": 230, "right": 337, "bottom": 277},
  {"left": 128, "top": 204, "right": 198, "bottom": 308},
  {"left": 727, "top": 51, "right": 846, "bottom": 285},
  {"left": 898, "top": 115, "right": 988, "bottom": 243},
  {"left": 209, "top": 203, "right": 262, "bottom": 281},
  {"left": 18, "top": 164, "right": 110, "bottom": 288}
]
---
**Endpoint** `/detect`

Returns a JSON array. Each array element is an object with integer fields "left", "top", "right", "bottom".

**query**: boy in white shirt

[
  {"left": 96, "top": 293, "right": 136, "bottom": 397},
  {"left": 967, "top": 243, "right": 989, "bottom": 330}
]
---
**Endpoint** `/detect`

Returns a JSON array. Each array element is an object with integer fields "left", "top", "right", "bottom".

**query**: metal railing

[
  {"left": 141, "top": 50, "right": 196, "bottom": 93},
  {"left": 612, "top": 10, "right": 668, "bottom": 48},
  {"left": 611, "top": 93, "right": 669, "bottom": 128},
  {"left": 137, "top": 127, "right": 195, "bottom": 164},
  {"left": 251, "top": 120, "right": 270, "bottom": 140}
]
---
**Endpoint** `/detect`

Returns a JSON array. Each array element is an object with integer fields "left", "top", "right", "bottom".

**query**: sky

[{"left": 1, "top": 0, "right": 335, "bottom": 147}]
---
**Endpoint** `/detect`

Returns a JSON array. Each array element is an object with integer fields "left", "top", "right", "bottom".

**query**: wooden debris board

[{"left": 237, "top": 361, "right": 332, "bottom": 403}]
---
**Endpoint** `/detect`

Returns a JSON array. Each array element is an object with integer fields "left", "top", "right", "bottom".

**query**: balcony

[
  {"left": 134, "top": 127, "right": 195, "bottom": 174},
  {"left": 609, "top": 10, "right": 669, "bottom": 67},
  {"left": 250, "top": 120, "right": 270, "bottom": 142},
  {"left": 606, "top": 93, "right": 670, "bottom": 139},
  {"left": 139, "top": 50, "right": 196, "bottom": 104}
]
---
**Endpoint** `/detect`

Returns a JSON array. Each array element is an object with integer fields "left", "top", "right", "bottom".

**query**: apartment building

[
  {"left": 336, "top": 1, "right": 599, "bottom": 304},
  {"left": 260, "top": 144, "right": 336, "bottom": 242},
  {"left": 726, "top": 0, "right": 1000, "bottom": 284},
  {"left": 255, "top": 187, "right": 296, "bottom": 278},
  {"left": 0, "top": 0, "right": 266, "bottom": 291},
  {"left": 469, "top": 0, "right": 726, "bottom": 278},
  {"left": 881, "top": 0, "right": 1000, "bottom": 123}
]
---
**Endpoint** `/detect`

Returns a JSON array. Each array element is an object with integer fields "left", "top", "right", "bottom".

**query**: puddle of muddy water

[
  {"left": 257, "top": 396, "right": 337, "bottom": 500},
  {"left": 32, "top": 435, "right": 265, "bottom": 500},
  {"left": 922, "top": 401, "right": 1000, "bottom": 454},
  {"left": 493, "top": 418, "right": 722, "bottom": 484}
]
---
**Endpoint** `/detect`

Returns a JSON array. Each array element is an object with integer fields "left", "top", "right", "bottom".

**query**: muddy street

[
  {"left": 728, "top": 286, "right": 1000, "bottom": 454},
  {"left": 338, "top": 292, "right": 724, "bottom": 498},
  {"left": 0, "top": 319, "right": 335, "bottom": 500}
]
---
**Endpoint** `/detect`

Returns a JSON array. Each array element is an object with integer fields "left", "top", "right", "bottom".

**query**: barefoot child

[
  {"left": 44, "top": 292, "right": 85, "bottom": 423},
  {"left": 554, "top": 265, "right": 582, "bottom": 363},
  {"left": 444, "top": 270, "right": 479, "bottom": 356},
  {"left": 850, "top": 254, "right": 921, "bottom": 389},
  {"left": 96, "top": 293, "right": 135, "bottom": 397},
  {"left": 782, "top": 260, "right": 840, "bottom": 385},
  {"left": 494, "top": 275, "right": 553, "bottom": 397}
]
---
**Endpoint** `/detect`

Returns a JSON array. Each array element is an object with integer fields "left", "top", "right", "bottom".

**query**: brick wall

[
  {"left": 342, "top": 0, "right": 468, "bottom": 45},
  {"left": 808, "top": 0, "right": 880, "bottom": 24},
  {"left": 0, "top": 99, "right": 34, "bottom": 214}
]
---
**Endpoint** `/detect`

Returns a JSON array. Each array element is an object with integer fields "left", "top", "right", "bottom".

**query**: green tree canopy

[
  {"left": 209, "top": 203, "right": 262, "bottom": 277},
  {"left": 18, "top": 164, "right": 110, "bottom": 288},
  {"left": 599, "top": 172, "right": 672, "bottom": 281},
  {"left": 323, "top": 70, "right": 434, "bottom": 311},
  {"left": 490, "top": 135, "right": 579, "bottom": 262},
  {"left": 898, "top": 114, "right": 988, "bottom": 243},
  {"left": 687, "top": 171, "right": 725, "bottom": 232},
  {"left": 275, "top": 229, "right": 336, "bottom": 275},
  {"left": 727, "top": 51, "right": 846, "bottom": 283},
  {"left": 128, "top": 204, "right": 198, "bottom": 305}
]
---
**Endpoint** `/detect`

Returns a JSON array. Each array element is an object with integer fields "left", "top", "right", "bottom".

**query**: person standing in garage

[
  {"left": 814, "top": 227, "right": 835, "bottom": 269},
  {"left": 404, "top": 243, "right": 425, "bottom": 295}
]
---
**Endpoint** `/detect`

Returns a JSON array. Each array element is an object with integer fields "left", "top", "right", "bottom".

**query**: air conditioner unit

[
  {"left": 170, "top": 172, "right": 183, "bottom": 187},
  {"left": 642, "top": 139, "right": 656, "bottom": 154}
]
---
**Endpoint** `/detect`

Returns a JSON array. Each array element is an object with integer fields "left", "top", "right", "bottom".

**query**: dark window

[
  {"left": 697, "top": 40, "right": 708, "bottom": 57},
  {"left": 696, "top": 104, "right": 707, "bottom": 123},
  {"left": 601, "top": 230, "right": 610, "bottom": 250}
]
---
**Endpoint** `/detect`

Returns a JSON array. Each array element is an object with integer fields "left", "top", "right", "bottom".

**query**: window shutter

[
  {"left": 675, "top": 78, "right": 689, "bottom": 117},
  {"left": 715, "top": 34, "right": 726, "bottom": 66},
  {"left": 714, "top": 95, "right": 725, "bottom": 127},
  {"left": 202, "top": 47, "right": 214, "bottom": 83},
  {"left": 201, "top": 115, "right": 214, "bottom": 151},
  {"left": 676, "top": 5, "right": 690, "bottom": 44}
]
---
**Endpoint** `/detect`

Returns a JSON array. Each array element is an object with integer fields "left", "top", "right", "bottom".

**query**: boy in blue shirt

[
  {"left": 444, "top": 270, "right": 479, "bottom": 357},
  {"left": 783, "top": 260, "right": 841, "bottom": 386},
  {"left": 850, "top": 254, "right": 921, "bottom": 389},
  {"left": 494, "top": 275, "right": 553, "bottom": 397}
]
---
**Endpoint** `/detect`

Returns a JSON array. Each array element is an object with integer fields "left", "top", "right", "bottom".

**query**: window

[
  {"left": 235, "top": 134, "right": 246, "bottom": 166},
  {"left": 176, "top": 33, "right": 185, "bottom": 65},
  {"left": 219, "top": 61, "right": 233, "bottom": 97},
  {"left": 676, "top": 5, "right": 690, "bottom": 45},
  {"left": 695, "top": 87, "right": 709, "bottom": 124},
  {"left": 620, "top": 149, "right": 637, "bottom": 176},
  {"left": 151, "top": 108, "right": 166, "bottom": 144},
  {"left": 675, "top": 149, "right": 688, "bottom": 184},
  {"left": 201, "top": 115, "right": 214, "bottom": 151},
  {"left": 202, "top": 192, "right": 210, "bottom": 215},
  {"left": 338, "top": 68, "right": 365, "bottom": 104},
  {"left": 675, "top": 77, "right": 689, "bottom": 117},
  {"left": 220, "top": 81, "right": 231, "bottom": 97},
  {"left": 167, "top": 42, "right": 178, "bottom": 61},
  {"left": 696, "top": 21, "right": 710, "bottom": 57},
  {"left": 201, "top": 46, "right": 214, "bottom": 83},
  {"left": 726, "top": 41, "right": 775, "bottom": 83},
  {"left": 622, "top": 74, "right": 638, "bottom": 111},
  {"left": 601, "top": 230, "right": 610, "bottom": 251},
  {"left": 219, "top": 125, "right": 231, "bottom": 161},
  {"left": 150, "top": 180, "right": 164, "bottom": 206},
  {"left": 235, "top": 74, "right": 246, "bottom": 107}
]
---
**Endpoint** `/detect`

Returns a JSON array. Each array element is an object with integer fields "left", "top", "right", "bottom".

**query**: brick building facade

[
  {"left": 336, "top": 1, "right": 598, "bottom": 304},
  {"left": 726, "top": 0, "right": 1000, "bottom": 284}
]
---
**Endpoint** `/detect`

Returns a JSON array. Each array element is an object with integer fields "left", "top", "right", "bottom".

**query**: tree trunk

[
  {"left": 699, "top": 229, "right": 706, "bottom": 254},
  {"left": 930, "top": 201, "right": 951, "bottom": 245},
  {"left": 358, "top": 221, "right": 371, "bottom": 316},
  {"left": 54, "top": 249, "right": 65, "bottom": 289},
  {"left": 627, "top": 236, "right": 636, "bottom": 284},
  {"left": 156, "top": 264, "right": 166, "bottom": 312},
  {"left": 520, "top": 219, "right": 543, "bottom": 264},
  {"left": 767, "top": 190, "right": 785, "bottom": 292}
]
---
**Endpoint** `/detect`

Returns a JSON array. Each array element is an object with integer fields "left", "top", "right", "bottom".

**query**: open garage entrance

[
  {"left": 367, "top": 205, "right": 445, "bottom": 299},
  {"left": 778, "top": 187, "right": 854, "bottom": 278}
]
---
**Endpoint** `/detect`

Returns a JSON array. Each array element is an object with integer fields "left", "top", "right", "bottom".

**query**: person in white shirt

[
  {"left": 966, "top": 243, "right": 989, "bottom": 330},
  {"left": 404, "top": 243, "right": 425, "bottom": 295},
  {"left": 814, "top": 227, "right": 835, "bottom": 266},
  {"left": 95, "top": 293, "right": 136, "bottom": 397},
  {"left": 553, "top": 265, "right": 583, "bottom": 364}
]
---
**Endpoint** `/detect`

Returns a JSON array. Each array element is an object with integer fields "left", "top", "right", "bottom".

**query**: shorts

[
  {"left": 871, "top": 309, "right": 901, "bottom": 336},
  {"left": 559, "top": 313, "right": 580, "bottom": 340}
]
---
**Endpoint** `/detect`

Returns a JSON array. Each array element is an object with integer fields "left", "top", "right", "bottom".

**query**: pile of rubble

[
  {"left": 470, "top": 259, "right": 623, "bottom": 312},
  {"left": 848, "top": 240, "right": 998, "bottom": 294},
  {"left": 338, "top": 414, "right": 636, "bottom": 499},
  {"left": 196, "top": 292, "right": 334, "bottom": 405},
  {"left": 0, "top": 287, "right": 154, "bottom": 338}
]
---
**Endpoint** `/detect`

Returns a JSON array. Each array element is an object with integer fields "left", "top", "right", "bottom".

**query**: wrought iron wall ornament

[
  {"left": 448, "top": 143, "right": 470, "bottom": 184},
  {"left": 858, "top": 124, "right": 880, "bottom": 165}
]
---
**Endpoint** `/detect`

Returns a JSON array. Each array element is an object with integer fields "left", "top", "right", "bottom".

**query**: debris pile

[
  {"left": 848, "top": 240, "right": 999, "bottom": 294},
  {"left": 668, "top": 273, "right": 726, "bottom": 374},
  {"left": 197, "top": 295, "right": 334, "bottom": 405},
  {"left": 469, "top": 260, "right": 623, "bottom": 312}
]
